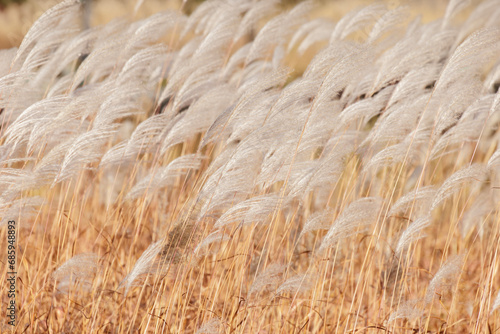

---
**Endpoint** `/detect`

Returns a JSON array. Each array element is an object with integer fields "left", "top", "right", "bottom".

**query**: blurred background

[{"left": 0, "top": 0, "right": 454, "bottom": 50}]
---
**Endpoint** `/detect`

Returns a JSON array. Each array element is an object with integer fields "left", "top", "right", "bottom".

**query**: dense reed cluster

[{"left": 1, "top": 0, "right": 500, "bottom": 332}]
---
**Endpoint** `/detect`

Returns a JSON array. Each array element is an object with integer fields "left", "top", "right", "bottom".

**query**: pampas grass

[{"left": 1, "top": 0, "right": 500, "bottom": 332}]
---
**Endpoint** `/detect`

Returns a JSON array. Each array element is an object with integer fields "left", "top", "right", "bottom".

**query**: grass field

[{"left": 1, "top": 0, "right": 500, "bottom": 333}]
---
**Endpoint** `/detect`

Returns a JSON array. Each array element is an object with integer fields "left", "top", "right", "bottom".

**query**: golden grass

[
  {"left": 0, "top": 1, "right": 499, "bottom": 334},
  {"left": 6, "top": 143, "right": 498, "bottom": 333}
]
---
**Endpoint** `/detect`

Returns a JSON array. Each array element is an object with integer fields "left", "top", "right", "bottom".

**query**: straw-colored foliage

[{"left": 1, "top": 0, "right": 500, "bottom": 332}]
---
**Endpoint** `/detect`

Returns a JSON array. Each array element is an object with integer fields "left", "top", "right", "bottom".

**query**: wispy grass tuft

[{"left": 1, "top": 0, "right": 499, "bottom": 332}]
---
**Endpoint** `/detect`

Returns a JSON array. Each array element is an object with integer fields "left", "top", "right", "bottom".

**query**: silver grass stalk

[
  {"left": 53, "top": 253, "right": 101, "bottom": 293},
  {"left": 431, "top": 163, "right": 489, "bottom": 211},
  {"left": 196, "top": 317, "right": 225, "bottom": 334},
  {"left": 395, "top": 215, "right": 431, "bottom": 256},
  {"left": 319, "top": 197, "right": 383, "bottom": 252},
  {"left": 424, "top": 254, "right": 465, "bottom": 305}
]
